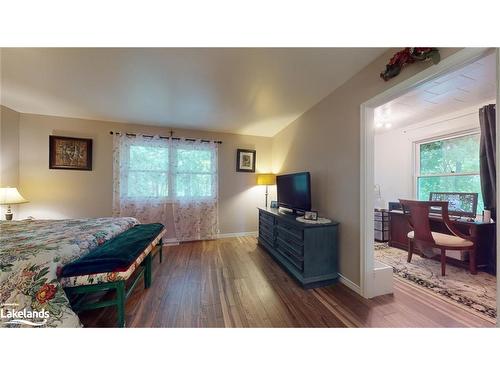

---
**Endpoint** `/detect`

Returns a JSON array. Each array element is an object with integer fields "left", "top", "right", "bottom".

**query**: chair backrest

[{"left": 399, "top": 199, "right": 450, "bottom": 247}]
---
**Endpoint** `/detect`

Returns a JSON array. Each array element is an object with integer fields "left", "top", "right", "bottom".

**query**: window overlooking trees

[
  {"left": 175, "top": 149, "right": 214, "bottom": 198},
  {"left": 125, "top": 142, "right": 217, "bottom": 200},
  {"left": 128, "top": 145, "right": 169, "bottom": 198},
  {"left": 114, "top": 135, "right": 219, "bottom": 241},
  {"left": 416, "top": 132, "right": 484, "bottom": 214}
]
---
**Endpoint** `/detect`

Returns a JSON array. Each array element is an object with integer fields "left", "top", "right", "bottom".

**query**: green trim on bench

[
  {"left": 126, "top": 266, "right": 146, "bottom": 300},
  {"left": 153, "top": 238, "right": 163, "bottom": 264},
  {"left": 64, "top": 250, "right": 157, "bottom": 328}
]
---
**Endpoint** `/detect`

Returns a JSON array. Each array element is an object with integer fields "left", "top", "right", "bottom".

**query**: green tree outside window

[{"left": 417, "top": 133, "right": 484, "bottom": 214}]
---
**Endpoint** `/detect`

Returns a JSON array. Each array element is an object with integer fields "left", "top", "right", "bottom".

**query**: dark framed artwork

[
  {"left": 49, "top": 135, "right": 93, "bottom": 170},
  {"left": 236, "top": 149, "right": 256, "bottom": 172}
]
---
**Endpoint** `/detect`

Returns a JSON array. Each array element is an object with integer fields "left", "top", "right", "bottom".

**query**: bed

[{"left": 0, "top": 217, "right": 139, "bottom": 328}]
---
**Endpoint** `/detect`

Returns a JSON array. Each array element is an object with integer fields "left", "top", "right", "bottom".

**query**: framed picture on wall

[
  {"left": 236, "top": 149, "right": 256, "bottom": 172},
  {"left": 49, "top": 135, "right": 93, "bottom": 170}
]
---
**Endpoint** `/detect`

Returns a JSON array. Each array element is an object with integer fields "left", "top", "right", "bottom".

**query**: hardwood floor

[{"left": 79, "top": 236, "right": 495, "bottom": 328}]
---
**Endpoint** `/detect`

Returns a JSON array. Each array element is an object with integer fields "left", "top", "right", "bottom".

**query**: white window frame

[
  {"left": 126, "top": 143, "right": 217, "bottom": 201},
  {"left": 173, "top": 147, "right": 217, "bottom": 200},
  {"left": 126, "top": 143, "right": 171, "bottom": 199},
  {"left": 413, "top": 129, "right": 481, "bottom": 200}
]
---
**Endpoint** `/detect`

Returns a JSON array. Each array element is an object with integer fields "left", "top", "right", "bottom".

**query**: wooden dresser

[{"left": 257, "top": 207, "right": 339, "bottom": 288}]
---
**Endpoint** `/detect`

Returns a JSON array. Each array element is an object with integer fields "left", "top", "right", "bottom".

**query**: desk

[{"left": 388, "top": 210, "right": 496, "bottom": 275}]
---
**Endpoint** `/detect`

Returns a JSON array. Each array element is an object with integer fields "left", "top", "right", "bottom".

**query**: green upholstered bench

[{"left": 60, "top": 223, "right": 166, "bottom": 327}]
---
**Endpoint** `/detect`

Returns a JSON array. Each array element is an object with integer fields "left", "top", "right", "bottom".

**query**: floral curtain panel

[
  {"left": 112, "top": 133, "right": 219, "bottom": 242},
  {"left": 171, "top": 139, "right": 219, "bottom": 242}
]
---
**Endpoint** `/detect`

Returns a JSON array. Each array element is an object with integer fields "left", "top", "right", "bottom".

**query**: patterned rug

[{"left": 374, "top": 243, "right": 497, "bottom": 319}]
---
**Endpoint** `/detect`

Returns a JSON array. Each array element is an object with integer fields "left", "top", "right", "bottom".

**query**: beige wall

[
  {"left": 0, "top": 105, "right": 21, "bottom": 217},
  {"left": 5, "top": 47, "right": 464, "bottom": 283},
  {"left": 16, "top": 113, "right": 274, "bottom": 236},
  {"left": 272, "top": 48, "right": 462, "bottom": 285}
]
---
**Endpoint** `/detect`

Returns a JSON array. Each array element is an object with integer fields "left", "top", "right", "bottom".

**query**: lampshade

[
  {"left": 256, "top": 174, "right": 276, "bottom": 186},
  {"left": 0, "top": 187, "right": 28, "bottom": 205}
]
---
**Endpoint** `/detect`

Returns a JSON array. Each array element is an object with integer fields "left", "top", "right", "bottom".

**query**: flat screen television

[{"left": 276, "top": 172, "right": 312, "bottom": 213}]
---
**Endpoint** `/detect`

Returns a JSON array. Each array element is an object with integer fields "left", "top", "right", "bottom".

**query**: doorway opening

[{"left": 360, "top": 48, "right": 499, "bottom": 326}]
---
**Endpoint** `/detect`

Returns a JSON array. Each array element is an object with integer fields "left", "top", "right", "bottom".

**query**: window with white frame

[
  {"left": 172, "top": 146, "right": 217, "bottom": 199},
  {"left": 123, "top": 139, "right": 217, "bottom": 200},
  {"left": 113, "top": 135, "right": 219, "bottom": 242},
  {"left": 127, "top": 144, "right": 169, "bottom": 198},
  {"left": 415, "top": 131, "right": 484, "bottom": 214}
]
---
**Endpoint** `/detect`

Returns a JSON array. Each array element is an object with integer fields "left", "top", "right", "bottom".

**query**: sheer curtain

[
  {"left": 112, "top": 133, "right": 171, "bottom": 231},
  {"left": 171, "top": 139, "right": 219, "bottom": 242},
  {"left": 112, "top": 133, "right": 219, "bottom": 242}
]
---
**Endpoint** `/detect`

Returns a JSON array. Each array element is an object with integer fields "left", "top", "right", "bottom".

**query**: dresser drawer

[
  {"left": 259, "top": 219, "right": 274, "bottom": 233},
  {"left": 276, "top": 243, "right": 304, "bottom": 271},
  {"left": 259, "top": 235, "right": 274, "bottom": 251},
  {"left": 259, "top": 225, "right": 275, "bottom": 243},
  {"left": 374, "top": 221, "right": 389, "bottom": 230},
  {"left": 276, "top": 235, "right": 304, "bottom": 258},
  {"left": 259, "top": 212, "right": 275, "bottom": 226},
  {"left": 276, "top": 223, "right": 303, "bottom": 241},
  {"left": 374, "top": 211, "right": 389, "bottom": 219}
]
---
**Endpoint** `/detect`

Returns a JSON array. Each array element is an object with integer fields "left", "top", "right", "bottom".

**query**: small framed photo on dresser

[
  {"left": 304, "top": 210, "right": 318, "bottom": 220},
  {"left": 270, "top": 200, "right": 278, "bottom": 208}
]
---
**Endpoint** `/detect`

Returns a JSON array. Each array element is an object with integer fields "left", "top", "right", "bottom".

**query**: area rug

[{"left": 374, "top": 243, "right": 497, "bottom": 319}]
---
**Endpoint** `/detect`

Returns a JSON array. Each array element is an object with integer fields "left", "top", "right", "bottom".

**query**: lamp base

[{"left": 5, "top": 213, "right": 13, "bottom": 221}]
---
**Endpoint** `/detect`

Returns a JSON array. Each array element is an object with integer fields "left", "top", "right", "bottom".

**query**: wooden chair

[{"left": 399, "top": 199, "right": 477, "bottom": 276}]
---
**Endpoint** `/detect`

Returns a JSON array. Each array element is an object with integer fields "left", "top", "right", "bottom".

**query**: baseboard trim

[
  {"left": 338, "top": 273, "right": 362, "bottom": 295},
  {"left": 163, "top": 238, "right": 180, "bottom": 246},
  {"left": 217, "top": 231, "right": 258, "bottom": 239}
]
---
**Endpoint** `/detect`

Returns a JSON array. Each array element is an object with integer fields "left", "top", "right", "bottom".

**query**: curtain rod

[{"left": 109, "top": 131, "right": 222, "bottom": 144}]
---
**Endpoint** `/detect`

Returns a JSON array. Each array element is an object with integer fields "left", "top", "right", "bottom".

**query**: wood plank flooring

[{"left": 79, "top": 236, "right": 495, "bottom": 328}]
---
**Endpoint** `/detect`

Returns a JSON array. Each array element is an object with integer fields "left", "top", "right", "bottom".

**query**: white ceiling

[
  {"left": 374, "top": 53, "right": 497, "bottom": 131},
  {"left": 0, "top": 48, "right": 385, "bottom": 137}
]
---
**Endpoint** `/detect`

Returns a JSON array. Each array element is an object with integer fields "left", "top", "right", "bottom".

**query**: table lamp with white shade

[
  {"left": 0, "top": 187, "right": 28, "bottom": 220},
  {"left": 256, "top": 174, "right": 276, "bottom": 208}
]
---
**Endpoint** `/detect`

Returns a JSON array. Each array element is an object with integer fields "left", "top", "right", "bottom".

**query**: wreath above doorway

[{"left": 380, "top": 48, "right": 440, "bottom": 81}]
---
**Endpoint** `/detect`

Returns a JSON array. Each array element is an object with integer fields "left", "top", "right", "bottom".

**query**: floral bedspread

[{"left": 0, "top": 217, "right": 139, "bottom": 328}]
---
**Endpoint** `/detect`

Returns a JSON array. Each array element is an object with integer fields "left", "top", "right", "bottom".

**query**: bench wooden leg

[
  {"left": 116, "top": 281, "right": 126, "bottom": 328},
  {"left": 144, "top": 253, "right": 152, "bottom": 289},
  {"left": 159, "top": 239, "right": 163, "bottom": 264}
]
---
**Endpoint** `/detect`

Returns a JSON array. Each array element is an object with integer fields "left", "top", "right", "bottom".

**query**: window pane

[
  {"left": 417, "top": 175, "right": 484, "bottom": 214},
  {"left": 176, "top": 149, "right": 212, "bottom": 172},
  {"left": 176, "top": 174, "right": 212, "bottom": 198},
  {"left": 128, "top": 171, "right": 168, "bottom": 198},
  {"left": 130, "top": 145, "right": 169, "bottom": 171},
  {"left": 419, "top": 133, "right": 480, "bottom": 175}
]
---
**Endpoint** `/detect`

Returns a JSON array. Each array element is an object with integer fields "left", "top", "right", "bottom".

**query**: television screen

[{"left": 276, "top": 172, "right": 311, "bottom": 212}]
